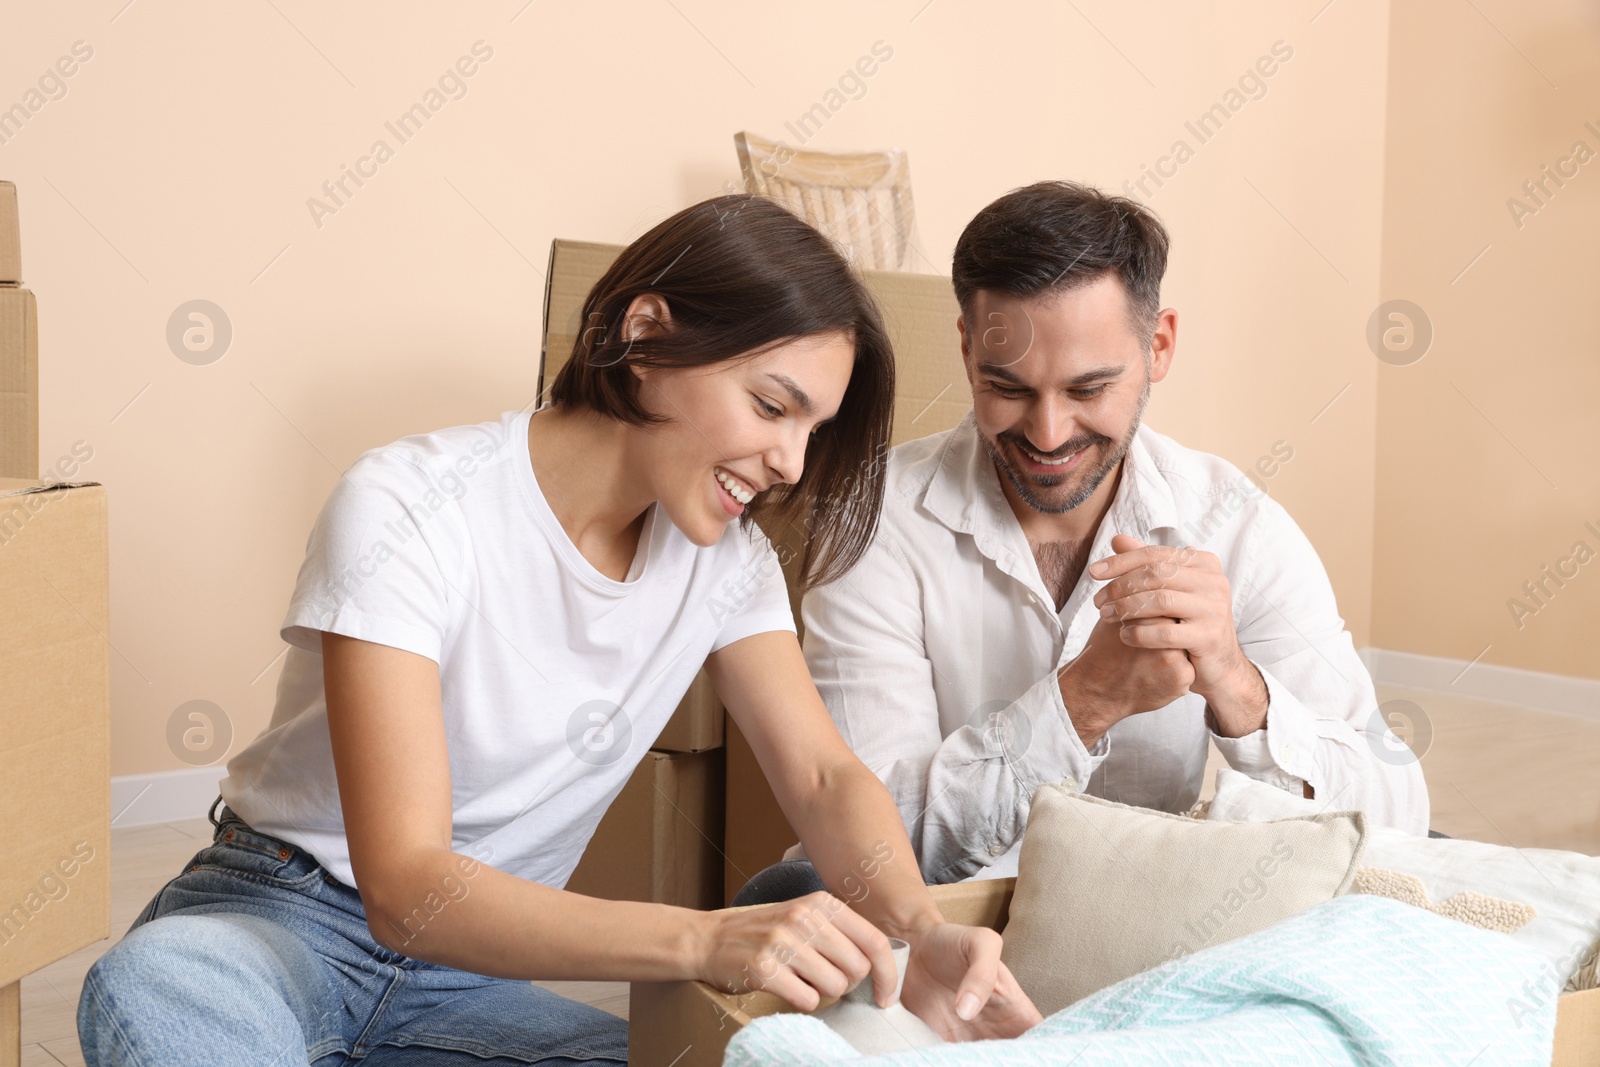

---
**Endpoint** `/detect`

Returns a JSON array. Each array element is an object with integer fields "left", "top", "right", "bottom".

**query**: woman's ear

[
  {"left": 620, "top": 293, "right": 673, "bottom": 345},
  {"left": 621, "top": 293, "right": 672, "bottom": 384}
]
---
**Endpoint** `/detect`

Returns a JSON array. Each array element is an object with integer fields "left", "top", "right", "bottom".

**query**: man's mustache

[{"left": 1000, "top": 432, "right": 1109, "bottom": 460}]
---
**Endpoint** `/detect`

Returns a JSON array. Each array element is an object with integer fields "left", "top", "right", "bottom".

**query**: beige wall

[
  {"left": 3, "top": 2, "right": 1393, "bottom": 777},
  {"left": 1373, "top": 0, "right": 1600, "bottom": 680}
]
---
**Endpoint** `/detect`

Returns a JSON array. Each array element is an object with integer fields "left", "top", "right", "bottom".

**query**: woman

[{"left": 77, "top": 195, "right": 1040, "bottom": 1066}]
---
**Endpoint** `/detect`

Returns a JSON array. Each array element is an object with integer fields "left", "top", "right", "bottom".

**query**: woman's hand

[
  {"left": 697, "top": 891, "right": 901, "bottom": 1011},
  {"left": 900, "top": 921, "right": 1043, "bottom": 1041}
]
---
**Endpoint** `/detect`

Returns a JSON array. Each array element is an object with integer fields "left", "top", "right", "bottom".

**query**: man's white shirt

[{"left": 800, "top": 410, "right": 1429, "bottom": 883}]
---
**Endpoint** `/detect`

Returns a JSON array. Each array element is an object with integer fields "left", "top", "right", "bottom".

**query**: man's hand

[
  {"left": 1089, "top": 534, "right": 1267, "bottom": 736},
  {"left": 899, "top": 922, "right": 1042, "bottom": 1041},
  {"left": 1057, "top": 609, "right": 1195, "bottom": 747}
]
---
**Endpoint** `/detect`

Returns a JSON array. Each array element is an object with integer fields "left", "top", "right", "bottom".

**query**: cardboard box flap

[{"left": 0, "top": 479, "right": 100, "bottom": 497}]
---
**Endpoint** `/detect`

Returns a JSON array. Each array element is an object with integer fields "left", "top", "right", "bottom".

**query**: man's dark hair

[
  {"left": 951, "top": 180, "right": 1170, "bottom": 343},
  {"left": 550, "top": 194, "right": 895, "bottom": 591}
]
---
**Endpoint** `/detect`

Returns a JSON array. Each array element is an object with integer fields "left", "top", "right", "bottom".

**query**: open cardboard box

[{"left": 629, "top": 875, "right": 1600, "bottom": 1067}]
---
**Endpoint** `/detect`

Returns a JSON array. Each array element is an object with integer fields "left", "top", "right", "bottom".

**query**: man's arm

[
  {"left": 801, "top": 531, "right": 1109, "bottom": 883},
  {"left": 1220, "top": 501, "right": 1430, "bottom": 833},
  {"left": 1094, "top": 508, "right": 1431, "bottom": 834}
]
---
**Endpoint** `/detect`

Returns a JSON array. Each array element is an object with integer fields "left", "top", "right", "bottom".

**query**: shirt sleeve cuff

[
  {"left": 282, "top": 606, "right": 443, "bottom": 663},
  {"left": 1011, "top": 668, "right": 1111, "bottom": 793},
  {"left": 1209, "top": 665, "right": 1319, "bottom": 791},
  {"left": 708, "top": 607, "right": 797, "bottom": 653}
]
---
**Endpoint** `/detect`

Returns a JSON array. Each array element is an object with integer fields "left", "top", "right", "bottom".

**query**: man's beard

[{"left": 980, "top": 378, "right": 1150, "bottom": 516}]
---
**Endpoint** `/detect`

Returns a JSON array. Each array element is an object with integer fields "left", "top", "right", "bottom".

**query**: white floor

[{"left": 21, "top": 682, "right": 1600, "bottom": 1065}]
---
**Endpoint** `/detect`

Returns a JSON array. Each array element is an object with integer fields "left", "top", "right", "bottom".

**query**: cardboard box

[
  {"left": 565, "top": 748, "right": 725, "bottom": 911},
  {"left": 0, "top": 480, "right": 111, "bottom": 1063},
  {"left": 654, "top": 669, "right": 724, "bottom": 754},
  {"left": 0, "top": 288, "right": 38, "bottom": 481},
  {"left": 722, "top": 715, "right": 795, "bottom": 905},
  {"left": 0, "top": 181, "right": 19, "bottom": 285},
  {"left": 539, "top": 238, "right": 620, "bottom": 400},
  {"left": 630, "top": 875, "right": 1600, "bottom": 1067}
]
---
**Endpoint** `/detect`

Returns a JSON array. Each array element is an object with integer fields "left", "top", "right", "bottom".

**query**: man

[{"left": 793, "top": 180, "right": 1429, "bottom": 886}]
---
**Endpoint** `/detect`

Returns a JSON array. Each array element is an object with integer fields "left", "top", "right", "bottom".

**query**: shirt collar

[{"left": 921, "top": 409, "right": 1179, "bottom": 554}]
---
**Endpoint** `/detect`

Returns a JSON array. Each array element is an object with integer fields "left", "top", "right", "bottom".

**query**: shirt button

[
  {"left": 1027, "top": 593, "right": 1038, "bottom": 606},
  {"left": 1062, "top": 777, "right": 1078, "bottom": 792}
]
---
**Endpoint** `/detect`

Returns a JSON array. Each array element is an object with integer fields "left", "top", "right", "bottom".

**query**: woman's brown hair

[{"left": 548, "top": 194, "right": 895, "bottom": 591}]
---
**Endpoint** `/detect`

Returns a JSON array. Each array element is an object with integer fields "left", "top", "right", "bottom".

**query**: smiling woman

[{"left": 549, "top": 194, "right": 896, "bottom": 589}]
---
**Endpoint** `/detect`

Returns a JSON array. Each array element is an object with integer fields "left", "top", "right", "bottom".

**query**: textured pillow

[
  {"left": 1208, "top": 767, "right": 1600, "bottom": 990},
  {"left": 999, "top": 785, "right": 1367, "bottom": 1014}
]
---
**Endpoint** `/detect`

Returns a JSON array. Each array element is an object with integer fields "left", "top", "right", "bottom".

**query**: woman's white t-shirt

[{"left": 219, "top": 407, "right": 795, "bottom": 891}]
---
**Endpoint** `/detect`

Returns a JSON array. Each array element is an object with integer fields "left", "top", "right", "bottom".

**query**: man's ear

[
  {"left": 957, "top": 314, "right": 975, "bottom": 385},
  {"left": 1147, "top": 307, "right": 1178, "bottom": 384}
]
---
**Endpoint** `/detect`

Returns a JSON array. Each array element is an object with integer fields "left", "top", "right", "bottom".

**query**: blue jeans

[{"left": 78, "top": 796, "right": 628, "bottom": 1066}]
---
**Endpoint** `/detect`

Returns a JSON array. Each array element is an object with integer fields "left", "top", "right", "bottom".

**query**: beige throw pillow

[{"left": 999, "top": 785, "right": 1368, "bottom": 1014}]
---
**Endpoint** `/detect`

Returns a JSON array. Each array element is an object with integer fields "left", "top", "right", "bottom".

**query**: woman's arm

[
  {"left": 706, "top": 629, "right": 1042, "bottom": 1039},
  {"left": 320, "top": 631, "right": 893, "bottom": 1009},
  {"left": 706, "top": 632, "right": 941, "bottom": 938}
]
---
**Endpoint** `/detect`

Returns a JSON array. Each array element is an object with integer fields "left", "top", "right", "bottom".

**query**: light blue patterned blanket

[{"left": 723, "top": 894, "right": 1560, "bottom": 1067}]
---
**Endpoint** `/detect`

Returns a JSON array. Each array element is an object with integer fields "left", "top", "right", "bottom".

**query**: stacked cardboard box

[
  {"left": 0, "top": 181, "right": 111, "bottom": 1067},
  {"left": 562, "top": 749, "right": 726, "bottom": 911},
  {"left": 0, "top": 181, "right": 37, "bottom": 481}
]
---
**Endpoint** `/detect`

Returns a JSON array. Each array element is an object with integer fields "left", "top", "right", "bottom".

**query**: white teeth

[
  {"left": 1026, "top": 449, "right": 1078, "bottom": 466},
  {"left": 716, "top": 469, "right": 754, "bottom": 505}
]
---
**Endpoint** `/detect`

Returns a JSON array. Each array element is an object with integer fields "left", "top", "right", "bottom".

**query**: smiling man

[{"left": 786, "top": 180, "right": 1431, "bottom": 885}]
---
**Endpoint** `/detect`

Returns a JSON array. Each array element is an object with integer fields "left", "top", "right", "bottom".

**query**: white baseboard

[
  {"left": 111, "top": 766, "right": 225, "bottom": 829},
  {"left": 1362, "top": 646, "right": 1600, "bottom": 724}
]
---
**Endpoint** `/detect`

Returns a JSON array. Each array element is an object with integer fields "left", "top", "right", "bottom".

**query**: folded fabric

[
  {"left": 723, "top": 893, "right": 1559, "bottom": 1067},
  {"left": 1208, "top": 766, "right": 1600, "bottom": 990}
]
